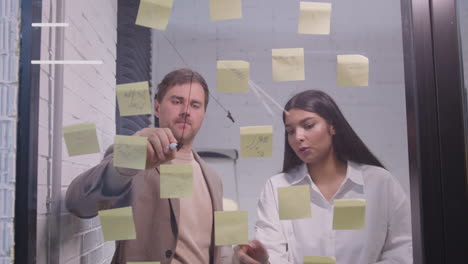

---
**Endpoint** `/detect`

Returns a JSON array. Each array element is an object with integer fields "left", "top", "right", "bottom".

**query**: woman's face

[{"left": 284, "top": 108, "right": 336, "bottom": 165}]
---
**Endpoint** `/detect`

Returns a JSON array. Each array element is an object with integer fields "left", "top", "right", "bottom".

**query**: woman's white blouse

[{"left": 254, "top": 161, "right": 413, "bottom": 264}]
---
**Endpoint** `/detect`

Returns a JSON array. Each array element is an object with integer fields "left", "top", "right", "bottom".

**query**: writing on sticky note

[
  {"left": 272, "top": 48, "right": 305, "bottom": 81},
  {"left": 337, "top": 55, "right": 369, "bottom": 87},
  {"left": 98, "top": 206, "right": 136, "bottom": 241},
  {"left": 298, "top": 2, "right": 332, "bottom": 35},
  {"left": 63, "top": 122, "right": 100, "bottom": 156},
  {"left": 304, "top": 256, "right": 336, "bottom": 264},
  {"left": 135, "top": 0, "right": 174, "bottom": 30},
  {"left": 116, "top": 81, "right": 152, "bottom": 116},
  {"left": 113, "top": 135, "right": 147, "bottom": 170},
  {"left": 217, "top": 60, "right": 250, "bottom": 93},
  {"left": 210, "top": 0, "right": 242, "bottom": 21},
  {"left": 332, "top": 199, "right": 366, "bottom": 230},
  {"left": 278, "top": 185, "right": 311, "bottom": 220},
  {"left": 214, "top": 211, "right": 248, "bottom": 245},
  {"left": 160, "top": 164, "right": 193, "bottom": 198},
  {"left": 240, "top": 126, "right": 273, "bottom": 158}
]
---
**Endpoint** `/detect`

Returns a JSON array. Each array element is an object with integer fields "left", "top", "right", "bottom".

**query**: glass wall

[{"left": 17, "top": 0, "right": 441, "bottom": 263}]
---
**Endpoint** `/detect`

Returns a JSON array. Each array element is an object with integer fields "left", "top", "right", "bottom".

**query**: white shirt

[{"left": 255, "top": 161, "right": 413, "bottom": 264}]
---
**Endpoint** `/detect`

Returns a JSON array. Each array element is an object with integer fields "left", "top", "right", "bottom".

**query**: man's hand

[
  {"left": 233, "top": 240, "right": 269, "bottom": 264},
  {"left": 133, "top": 128, "right": 177, "bottom": 168}
]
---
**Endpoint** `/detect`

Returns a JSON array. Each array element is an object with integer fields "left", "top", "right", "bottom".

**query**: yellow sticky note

[
  {"left": 332, "top": 199, "right": 366, "bottom": 230},
  {"left": 98, "top": 206, "right": 136, "bottom": 241},
  {"left": 278, "top": 185, "right": 311, "bottom": 220},
  {"left": 272, "top": 48, "right": 305, "bottom": 81},
  {"left": 160, "top": 164, "right": 193, "bottom": 198},
  {"left": 304, "top": 256, "right": 336, "bottom": 264},
  {"left": 63, "top": 123, "right": 100, "bottom": 156},
  {"left": 113, "top": 135, "right": 147, "bottom": 170},
  {"left": 337, "top": 55, "right": 369, "bottom": 87},
  {"left": 298, "top": 2, "right": 332, "bottom": 35},
  {"left": 217, "top": 60, "right": 250, "bottom": 93},
  {"left": 214, "top": 211, "right": 248, "bottom": 245},
  {"left": 116, "top": 81, "right": 152, "bottom": 116},
  {"left": 240, "top": 126, "right": 273, "bottom": 158},
  {"left": 210, "top": 0, "right": 242, "bottom": 21},
  {"left": 135, "top": 0, "right": 174, "bottom": 30}
]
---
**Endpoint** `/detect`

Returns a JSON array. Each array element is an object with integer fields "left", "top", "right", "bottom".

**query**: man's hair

[{"left": 155, "top": 68, "right": 209, "bottom": 110}]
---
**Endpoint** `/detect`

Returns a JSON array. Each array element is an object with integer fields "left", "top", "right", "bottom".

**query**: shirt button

[{"left": 165, "top": 250, "right": 173, "bottom": 258}]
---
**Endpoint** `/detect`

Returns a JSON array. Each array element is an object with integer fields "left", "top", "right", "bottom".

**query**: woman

[{"left": 234, "top": 90, "right": 412, "bottom": 264}]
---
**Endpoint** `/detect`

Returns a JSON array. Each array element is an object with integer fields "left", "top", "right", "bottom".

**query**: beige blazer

[{"left": 65, "top": 147, "right": 232, "bottom": 264}]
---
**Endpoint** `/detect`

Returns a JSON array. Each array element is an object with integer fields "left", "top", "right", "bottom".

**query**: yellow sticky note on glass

[
  {"left": 304, "top": 256, "right": 336, "bottom": 264},
  {"left": 63, "top": 123, "right": 100, "bottom": 156},
  {"left": 298, "top": 2, "right": 332, "bottom": 35},
  {"left": 98, "top": 206, "right": 136, "bottom": 241},
  {"left": 332, "top": 199, "right": 366, "bottom": 229},
  {"left": 217, "top": 60, "right": 250, "bottom": 93},
  {"left": 272, "top": 48, "right": 305, "bottom": 81},
  {"left": 240, "top": 126, "right": 273, "bottom": 158},
  {"left": 160, "top": 164, "right": 193, "bottom": 198},
  {"left": 337, "top": 55, "right": 369, "bottom": 87},
  {"left": 113, "top": 135, "right": 147, "bottom": 170},
  {"left": 116, "top": 81, "right": 152, "bottom": 116},
  {"left": 135, "top": 0, "right": 174, "bottom": 30},
  {"left": 214, "top": 211, "right": 248, "bottom": 245},
  {"left": 278, "top": 185, "right": 311, "bottom": 220},
  {"left": 210, "top": 0, "right": 242, "bottom": 21}
]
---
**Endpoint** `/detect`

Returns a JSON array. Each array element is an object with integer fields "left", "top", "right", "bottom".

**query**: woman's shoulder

[
  {"left": 351, "top": 162, "right": 403, "bottom": 189},
  {"left": 353, "top": 162, "right": 392, "bottom": 178}
]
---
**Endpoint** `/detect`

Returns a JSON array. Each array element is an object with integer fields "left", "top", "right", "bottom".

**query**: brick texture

[{"left": 36, "top": 0, "right": 117, "bottom": 263}]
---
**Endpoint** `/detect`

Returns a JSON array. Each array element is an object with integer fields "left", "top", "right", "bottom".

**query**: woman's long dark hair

[{"left": 282, "top": 90, "right": 384, "bottom": 173}]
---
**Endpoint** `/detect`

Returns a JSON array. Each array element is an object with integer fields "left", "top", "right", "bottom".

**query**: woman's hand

[{"left": 233, "top": 240, "right": 270, "bottom": 264}]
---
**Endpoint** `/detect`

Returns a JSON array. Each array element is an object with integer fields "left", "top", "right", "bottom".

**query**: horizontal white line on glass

[
  {"left": 31, "top": 60, "right": 103, "bottom": 65},
  {"left": 32, "top": 23, "right": 69, "bottom": 27}
]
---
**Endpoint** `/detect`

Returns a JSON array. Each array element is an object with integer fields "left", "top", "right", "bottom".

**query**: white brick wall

[
  {"left": 0, "top": 0, "right": 19, "bottom": 263},
  {"left": 37, "top": 0, "right": 117, "bottom": 263}
]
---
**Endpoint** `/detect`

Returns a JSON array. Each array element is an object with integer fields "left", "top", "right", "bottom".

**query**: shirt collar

[
  {"left": 289, "top": 161, "right": 364, "bottom": 186},
  {"left": 346, "top": 161, "right": 364, "bottom": 186}
]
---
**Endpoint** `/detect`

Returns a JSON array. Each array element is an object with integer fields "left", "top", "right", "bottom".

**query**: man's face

[{"left": 155, "top": 82, "right": 206, "bottom": 144}]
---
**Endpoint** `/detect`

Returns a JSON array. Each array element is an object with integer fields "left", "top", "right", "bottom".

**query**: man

[{"left": 66, "top": 68, "right": 231, "bottom": 264}]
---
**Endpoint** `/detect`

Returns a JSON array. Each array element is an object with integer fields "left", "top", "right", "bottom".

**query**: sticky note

[
  {"left": 214, "top": 211, "right": 248, "bottom": 245},
  {"left": 240, "top": 126, "right": 273, "bottom": 158},
  {"left": 113, "top": 135, "right": 147, "bottom": 170},
  {"left": 272, "top": 48, "right": 305, "bottom": 81},
  {"left": 337, "top": 55, "right": 369, "bottom": 87},
  {"left": 135, "top": 0, "right": 174, "bottom": 30},
  {"left": 217, "top": 60, "right": 250, "bottom": 93},
  {"left": 63, "top": 123, "right": 100, "bottom": 156},
  {"left": 160, "top": 164, "right": 193, "bottom": 198},
  {"left": 278, "top": 185, "right": 311, "bottom": 220},
  {"left": 98, "top": 206, "right": 136, "bottom": 241},
  {"left": 210, "top": 0, "right": 242, "bottom": 21},
  {"left": 304, "top": 256, "right": 336, "bottom": 264},
  {"left": 116, "top": 81, "right": 152, "bottom": 116},
  {"left": 332, "top": 199, "right": 366, "bottom": 229},
  {"left": 298, "top": 2, "right": 332, "bottom": 35}
]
